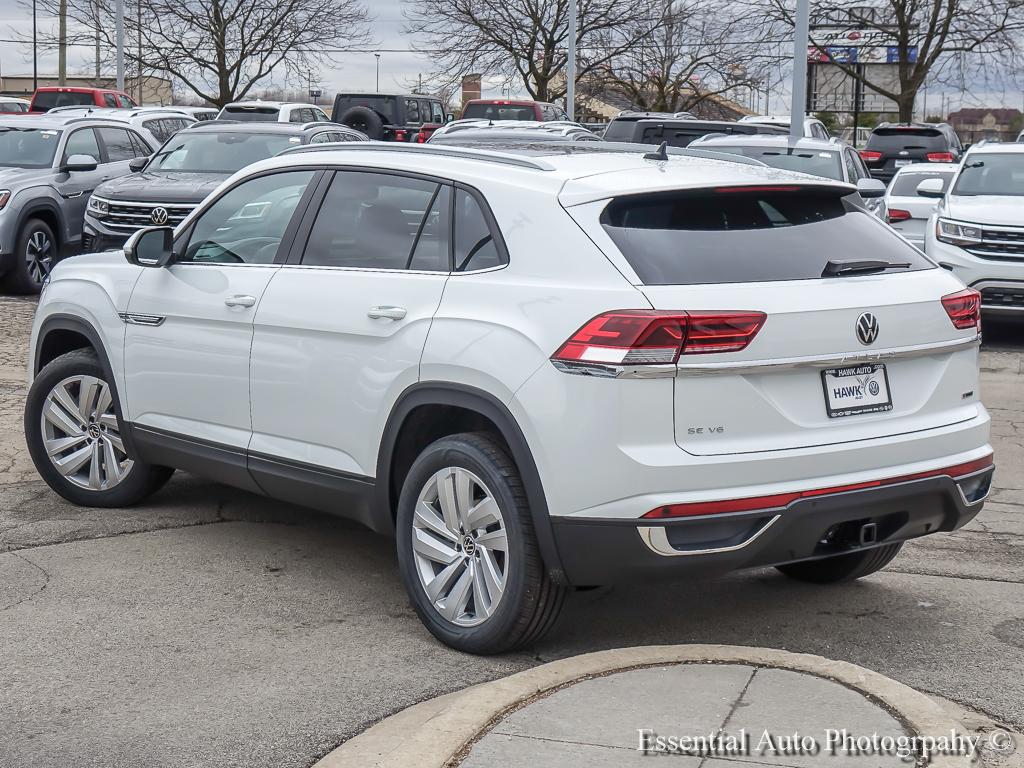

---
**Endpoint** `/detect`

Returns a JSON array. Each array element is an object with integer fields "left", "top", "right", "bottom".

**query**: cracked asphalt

[{"left": 1, "top": 296, "right": 1022, "bottom": 768}]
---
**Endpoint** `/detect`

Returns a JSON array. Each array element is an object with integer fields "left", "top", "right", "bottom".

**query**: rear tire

[
  {"left": 339, "top": 106, "right": 384, "bottom": 140},
  {"left": 25, "top": 348, "right": 174, "bottom": 507},
  {"left": 3, "top": 218, "right": 56, "bottom": 294},
  {"left": 395, "top": 432, "right": 566, "bottom": 654},
  {"left": 775, "top": 542, "right": 903, "bottom": 584}
]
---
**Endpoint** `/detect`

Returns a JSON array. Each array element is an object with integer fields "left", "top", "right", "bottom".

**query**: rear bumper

[{"left": 551, "top": 467, "right": 992, "bottom": 585}]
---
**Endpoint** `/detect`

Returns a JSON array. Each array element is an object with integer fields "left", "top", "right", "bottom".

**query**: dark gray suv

[
  {"left": 83, "top": 121, "right": 368, "bottom": 252},
  {"left": 0, "top": 115, "right": 155, "bottom": 293}
]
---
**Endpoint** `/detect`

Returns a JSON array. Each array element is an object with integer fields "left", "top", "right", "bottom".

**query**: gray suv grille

[{"left": 99, "top": 201, "right": 197, "bottom": 232}]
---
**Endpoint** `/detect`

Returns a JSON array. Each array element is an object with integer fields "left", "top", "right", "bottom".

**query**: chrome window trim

[
  {"left": 272, "top": 263, "right": 451, "bottom": 276},
  {"left": 637, "top": 515, "right": 781, "bottom": 557}
]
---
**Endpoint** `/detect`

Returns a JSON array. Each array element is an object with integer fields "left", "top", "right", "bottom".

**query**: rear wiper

[{"left": 822, "top": 259, "right": 911, "bottom": 277}]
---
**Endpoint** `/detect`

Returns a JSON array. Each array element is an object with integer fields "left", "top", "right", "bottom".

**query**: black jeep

[{"left": 332, "top": 93, "right": 451, "bottom": 142}]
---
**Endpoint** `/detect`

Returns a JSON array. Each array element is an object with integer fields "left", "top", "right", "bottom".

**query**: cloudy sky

[{"left": 0, "top": 0, "right": 522, "bottom": 98}]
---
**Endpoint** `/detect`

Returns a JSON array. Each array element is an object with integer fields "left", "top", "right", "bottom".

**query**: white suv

[
  {"left": 25, "top": 143, "right": 994, "bottom": 654},
  {"left": 923, "top": 142, "right": 1024, "bottom": 317},
  {"left": 217, "top": 101, "right": 330, "bottom": 124}
]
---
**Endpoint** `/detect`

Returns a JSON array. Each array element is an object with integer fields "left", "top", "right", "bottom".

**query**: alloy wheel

[
  {"left": 411, "top": 466, "right": 508, "bottom": 627},
  {"left": 25, "top": 230, "right": 53, "bottom": 286},
  {"left": 39, "top": 375, "right": 133, "bottom": 491}
]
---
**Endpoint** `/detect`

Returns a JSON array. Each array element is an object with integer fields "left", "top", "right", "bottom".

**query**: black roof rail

[{"left": 277, "top": 141, "right": 557, "bottom": 171}]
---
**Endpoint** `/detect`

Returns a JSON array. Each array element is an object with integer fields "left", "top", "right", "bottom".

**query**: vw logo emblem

[
  {"left": 856, "top": 312, "right": 880, "bottom": 345},
  {"left": 150, "top": 207, "right": 169, "bottom": 225}
]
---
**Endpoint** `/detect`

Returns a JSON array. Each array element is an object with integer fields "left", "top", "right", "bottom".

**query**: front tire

[
  {"left": 775, "top": 542, "right": 904, "bottom": 583},
  {"left": 25, "top": 348, "right": 173, "bottom": 507},
  {"left": 395, "top": 433, "right": 565, "bottom": 654},
  {"left": 4, "top": 218, "right": 56, "bottom": 294}
]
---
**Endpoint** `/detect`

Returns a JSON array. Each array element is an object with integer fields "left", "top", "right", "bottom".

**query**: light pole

[
  {"left": 789, "top": 0, "right": 810, "bottom": 141},
  {"left": 566, "top": 0, "right": 577, "bottom": 121},
  {"left": 374, "top": 53, "right": 381, "bottom": 91},
  {"left": 32, "top": 0, "right": 38, "bottom": 91},
  {"left": 115, "top": 0, "right": 125, "bottom": 91}
]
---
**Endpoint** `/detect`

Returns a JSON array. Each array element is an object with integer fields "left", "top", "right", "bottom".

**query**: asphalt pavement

[{"left": 1, "top": 296, "right": 1022, "bottom": 768}]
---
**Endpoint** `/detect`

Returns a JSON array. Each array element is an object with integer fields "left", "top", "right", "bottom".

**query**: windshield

[
  {"left": 952, "top": 154, "right": 1024, "bottom": 196},
  {"left": 32, "top": 91, "right": 95, "bottom": 110},
  {"left": 220, "top": 106, "right": 281, "bottom": 122},
  {"left": 146, "top": 132, "right": 303, "bottom": 173},
  {"left": 890, "top": 171, "right": 954, "bottom": 196},
  {"left": 701, "top": 145, "right": 843, "bottom": 181},
  {"left": 0, "top": 127, "right": 61, "bottom": 168}
]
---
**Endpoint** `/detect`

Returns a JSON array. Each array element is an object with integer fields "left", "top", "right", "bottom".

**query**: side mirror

[
  {"left": 856, "top": 178, "right": 886, "bottom": 199},
  {"left": 62, "top": 154, "right": 98, "bottom": 173},
  {"left": 446, "top": 114, "right": 454, "bottom": 123},
  {"left": 916, "top": 178, "right": 946, "bottom": 198},
  {"left": 129, "top": 156, "right": 149, "bottom": 172},
  {"left": 124, "top": 226, "right": 175, "bottom": 267}
]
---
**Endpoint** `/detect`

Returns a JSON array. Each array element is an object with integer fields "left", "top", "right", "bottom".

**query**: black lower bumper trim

[{"left": 551, "top": 473, "right": 988, "bottom": 585}]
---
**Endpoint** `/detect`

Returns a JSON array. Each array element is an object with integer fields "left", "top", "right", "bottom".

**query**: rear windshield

[
  {"left": 221, "top": 106, "right": 281, "bottom": 122},
  {"left": 699, "top": 146, "right": 843, "bottom": 180},
  {"left": 952, "top": 154, "right": 1024, "bottom": 196},
  {"left": 462, "top": 103, "right": 535, "bottom": 120},
  {"left": 602, "top": 119, "right": 640, "bottom": 142},
  {"left": 601, "top": 188, "right": 932, "bottom": 285},
  {"left": 866, "top": 128, "right": 947, "bottom": 152},
  {"left": 333, "top": 96, "right": 397, "bottom": 124},
  {"left": 32, "top": 91, "right": 95, "bottom": 110},
  {"left": 890, "top": 171, "right": 954, "bottom": 196},
  {"left": 636, "top": 123, "right": 771, "bottom": 148}
]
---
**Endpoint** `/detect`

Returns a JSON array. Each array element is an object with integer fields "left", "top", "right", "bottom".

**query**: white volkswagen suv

[
  {"left": 25, "top": 143, "right": 994, "bottom": 654},
  {"left": 923, "top": 142, "right": 1024, "bottom": 316}
]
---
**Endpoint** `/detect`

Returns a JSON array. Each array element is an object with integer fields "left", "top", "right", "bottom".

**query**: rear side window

[
  {"left": 97, "top": 127, "right": 145, "bottom": 161},
  {"left": 301, "top": 171, "right": 449, "bottom": 271},
  {"left": 454, "top": 189, "right": 506, "bottom": 271},
  {"left": 103, "top": 93, "right": 118, "bottom": 108},
  {"left": 866, "top": 128, "right": 947, "bottom": 152},
  {"left": 890, "top": 171, "right": 953, "bottom": 196},
  {"left": 601, "top": 188, "right": 932, "bottom": 285}
]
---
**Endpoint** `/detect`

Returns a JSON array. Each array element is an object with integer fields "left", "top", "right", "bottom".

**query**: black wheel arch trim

[
  {"left": 376, "top": 382, "right": 568, "bottom": 585},
  {"left": 32, "top": 313, "right": 139, "bottom": 456},
  {"left": 16, "top": 199, "right": 69, "bottom": 249}
]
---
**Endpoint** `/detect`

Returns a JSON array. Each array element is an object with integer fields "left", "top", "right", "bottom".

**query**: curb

[{"left": 313, "top": 644, "right": 974, "bottom": 768}]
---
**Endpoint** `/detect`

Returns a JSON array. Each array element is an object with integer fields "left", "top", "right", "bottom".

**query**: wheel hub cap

[
  {"left": 40, "top": 374, "right": 133, "bottom": 491},
  {"left": 411, "top": 466, "right": 508, "bottom": 627}
]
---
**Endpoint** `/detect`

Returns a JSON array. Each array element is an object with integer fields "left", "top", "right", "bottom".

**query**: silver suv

[{"left": 0, "top": 115, "right": 155, "bottom": 293}]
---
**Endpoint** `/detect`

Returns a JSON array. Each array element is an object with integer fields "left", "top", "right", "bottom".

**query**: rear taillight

[
  {"left": 551, "top": 310, "right": 766, "bottom": 366},
  {"left": 859, "top": 150, "right": 882, "bottom": 162},
  {"left": 416, "top": 130, "right": 427, "bottom": 143},
  {"left": 926, "top": 152, "right": 954, "bottom": 162},
  {"left": 887, "top": 208, "right": 912, "bottom": 223},
  {"left": 941, "top": 288, "right": 981, "bottom": 331},
  {"left": 394, "top": 129, "right": 407, "bottom": 142}
]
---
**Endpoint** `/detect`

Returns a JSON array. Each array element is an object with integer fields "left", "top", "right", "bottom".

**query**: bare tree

[
  {"left": 592, "top": 0, "right": 786, "bottom": 114},
  {"left": 757, "top": 0, "right": 1024, "bottom": 122},
  {"left": 16, "top": 0, "right": 371, "bottom": 106},
  {"left": 404, "top": 0, "right": 661, "bottom": 104}
]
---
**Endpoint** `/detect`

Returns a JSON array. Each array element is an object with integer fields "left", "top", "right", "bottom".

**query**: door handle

[
  {"left": 224, "top": 294, "right": 257, "bottom": 308},
  {"left": 367, "top": 305, "right": 407, "bottom": 321}
]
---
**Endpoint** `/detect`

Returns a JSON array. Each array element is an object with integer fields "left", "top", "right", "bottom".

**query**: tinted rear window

[
  {"left": 637, "top": 123, "right": 767, "bottom": 148},
  {"left": 890, "top": 171, "right": 954, "bottom": 196},
  {"left": 601, "top": 188, "right": 932, "bottom": 285},
  {"left": 866, "top": 128, "right": 947, "bottom": 152},
  {"left": 222, "top": 106, "right": 280, "bottom": 121},
  {"left": 462, "top": 103, "right": 536, "bottom": 120},
  {"left": 699, "top": 145, "right": 844, "bottom": 180},
  {"left": 602, "top": 119, "right": 639, "bottom": 142},
  {"left": 33, "top": 91, "right": 95, "bottom": 110}
]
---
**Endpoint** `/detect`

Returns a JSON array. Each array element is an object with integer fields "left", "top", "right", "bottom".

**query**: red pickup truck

[{"left": 29, "top": 87, "right": 137, "bottom": 113}]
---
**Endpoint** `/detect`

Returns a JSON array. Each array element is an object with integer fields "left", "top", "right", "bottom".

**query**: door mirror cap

[
  {"left": 916, "top": 178, "right": 946, "bottom": 198},
  {"left": 445, "top": 114, "right": 454, "bottom": 123},
  {"left": 62, "top": 154, "right": 98, "bottom": 173},
  {"left": 129, "top": 156, "right": 149, "bottom": 172},
  {"left": 855, "top": 178, "right": 886, "bottom": 199},
  {"left": 124, "top": 226, "right": 175, "bottom": 267}
]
